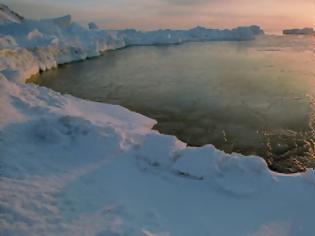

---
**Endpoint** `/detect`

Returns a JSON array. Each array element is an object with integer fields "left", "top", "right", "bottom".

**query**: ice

[
  {"left": 88, "top": 22, "right": 98, "bottom": 30},
  {"left": 0, "top": 4, "right": 315, "bottom": 236},
  {"left": 283, "top": 28, "right": 314, "bottom": 35},
  {"left": 119, "top": 25, "right": 263, "bottom": 46}
]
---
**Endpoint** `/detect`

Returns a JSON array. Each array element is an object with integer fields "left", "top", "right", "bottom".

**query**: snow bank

[
  {"left": 1, "top": 5, "right": 315, "bottom": 236},
  {"left": 0, "top": 20, "right": 126, "bottom": 82}
]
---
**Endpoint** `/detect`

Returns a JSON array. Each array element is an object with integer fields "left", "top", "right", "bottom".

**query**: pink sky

[{"left": 4, "top": 0, "right": 315, "bottom": 33}]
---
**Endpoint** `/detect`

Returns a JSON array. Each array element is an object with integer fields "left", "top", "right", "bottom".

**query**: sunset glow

[{"left": 4, "top": 0, "right": 315, "bottom": 33}]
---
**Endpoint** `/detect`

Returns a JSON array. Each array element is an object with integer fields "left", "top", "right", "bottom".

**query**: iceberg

[
  {"left": 119, "top": 25, "right": 263, "bottom": 46},
  {"left": 283, "top": 27, "right": 314, "bottom": 35},
  {"left": 88, "top": 22, "right": 98, "bottom": 30}
]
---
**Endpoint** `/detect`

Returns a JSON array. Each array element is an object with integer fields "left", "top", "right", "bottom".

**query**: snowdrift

[{"left": 1, "top": 5, "right": 315, "bottom": 236}]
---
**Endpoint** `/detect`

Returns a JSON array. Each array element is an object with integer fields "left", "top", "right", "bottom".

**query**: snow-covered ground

[{"left": 1, "top": 5, "right": 315, "bottom": 236}]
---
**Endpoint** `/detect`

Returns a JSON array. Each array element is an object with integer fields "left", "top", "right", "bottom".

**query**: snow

[{"left": 0, "top": 4, "right": 315, "bottom": 236}]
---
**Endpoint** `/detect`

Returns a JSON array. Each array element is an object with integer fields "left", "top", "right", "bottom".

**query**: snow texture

[{"left": 0, "top": 5, "right": 314, "bottom": 236}]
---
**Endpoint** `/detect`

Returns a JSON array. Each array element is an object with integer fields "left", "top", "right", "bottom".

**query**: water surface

[{"left": 29, "top": 35, "right": 315, "bottom": 173}]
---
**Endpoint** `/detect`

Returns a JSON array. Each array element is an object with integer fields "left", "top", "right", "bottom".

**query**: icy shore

[
  {"left": 0, "top": 4, "right": 263, "bottom": 83},
  {"left": 1, "top": 5, "right": 315, "bottom": 236}
]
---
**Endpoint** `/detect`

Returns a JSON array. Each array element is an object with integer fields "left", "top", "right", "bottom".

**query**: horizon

[{"left": 3, "top": 0, "right": 315, "bottom": 34}]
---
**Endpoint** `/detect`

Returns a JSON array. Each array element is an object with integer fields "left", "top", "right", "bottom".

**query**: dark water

[{"left": 29, "top": 35, "right": 315, "bottom": 173}]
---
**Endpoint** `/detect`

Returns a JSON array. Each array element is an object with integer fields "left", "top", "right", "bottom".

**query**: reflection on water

[{"left": 29, "top": 35, "right": 315, "bottom": 173}]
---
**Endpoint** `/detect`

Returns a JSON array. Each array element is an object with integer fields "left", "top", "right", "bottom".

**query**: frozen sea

[{"left": 29, "top": 35, "right": 315, "bottom": 172}]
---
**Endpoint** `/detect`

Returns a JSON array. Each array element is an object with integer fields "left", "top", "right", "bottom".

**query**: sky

[{"left": 3, "top": 0, "right": 315, "bottom": 33}]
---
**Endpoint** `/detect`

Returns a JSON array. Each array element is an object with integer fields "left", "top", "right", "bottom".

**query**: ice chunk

[
  {"left": 88, "top": 22, "right": 98, "bottom": 30},
  {"left": 283, "top": 27, "right": 314, "bottom": 35}
]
